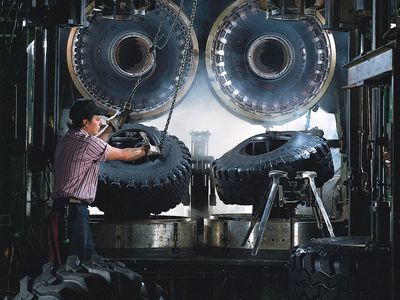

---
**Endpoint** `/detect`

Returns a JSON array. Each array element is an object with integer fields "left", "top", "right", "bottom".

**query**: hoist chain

[{"left": 158, "top": 0, "right": 198, "bottom": 150}]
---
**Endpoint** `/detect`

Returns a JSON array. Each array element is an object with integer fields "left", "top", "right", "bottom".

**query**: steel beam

[{"left": 345, "top": 46, "right": 393, "bottom": 87}]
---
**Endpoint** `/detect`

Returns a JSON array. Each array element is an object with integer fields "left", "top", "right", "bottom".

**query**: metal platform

[
  {"left": 201, "top": 214, "right": 346, "bottom": 259},
  {"left": 90, "top": 214, "right": 346, "bottom": 262},
  {"left": 90, "top": 216, "right": 197, "bottom": 257}
]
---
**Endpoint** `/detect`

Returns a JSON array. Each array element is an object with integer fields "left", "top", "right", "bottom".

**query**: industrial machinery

[
  {"left": 0, "top": 0, "right": 399, "bottom": 299},
  {"left": 66, "top": 0, "right": 199, "bottom": 120}
]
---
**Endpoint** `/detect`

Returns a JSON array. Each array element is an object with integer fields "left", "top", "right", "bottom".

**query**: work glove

[
  {"left": 146, "top": 144, "right": 161, "bottom": 157},
  {"left": 141, "top": 142, "right": 161, "bottom": 157},
  {"left": 106, "top": 108, "right": 131, "bottom": 131},
  {"left": 139, "top": 131, "right": 161, "bottom": 157}
]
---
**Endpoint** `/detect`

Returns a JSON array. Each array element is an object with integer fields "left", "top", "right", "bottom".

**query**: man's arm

[
  {"left": 96, "top": 124, "right": 114, "bottom": 142},
  {"left": 106, "top": 145, "right": 147, "bottom": 161}
]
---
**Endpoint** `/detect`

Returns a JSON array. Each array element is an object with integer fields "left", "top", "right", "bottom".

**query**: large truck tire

[
  {"left": 95, "top": 124, "right": 191, "bottom": 218},
  {"left": 288, "top": 237, "right": 391, "bottom": 300},
  {"left": 212, "top": 132, "right": 333, "bottom": 205},
  {"left": 14, "top": 255, "right": 163, "bottom": 299}
]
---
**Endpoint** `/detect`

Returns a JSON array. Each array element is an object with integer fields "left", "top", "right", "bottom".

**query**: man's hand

[
  {"left": 139, "top": 131, "right": 161, "bottom": 158},
  {"left": 141, "top": 142, "right": 150, "bottom": 154},
  {"left": 106, "top": 108, "right": 131, "bottom": 131},
  {"left": 147, "top": 144, "right": 161, "bottom": 157},
  {"left": 141, "top": 142, "right": 161, "bottom": 157}
]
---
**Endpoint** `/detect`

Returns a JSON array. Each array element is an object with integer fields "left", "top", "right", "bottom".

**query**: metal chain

[
  {"left": 63, "top": 204, "right": 70, "bottom": 245},
  {"left": 158, "top": 0, "right": 198, "bottom": 149}
]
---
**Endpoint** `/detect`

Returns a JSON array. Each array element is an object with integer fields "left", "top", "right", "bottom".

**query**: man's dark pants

[{"left": 50, "top": 199, "right": 96, "bottom": 264}]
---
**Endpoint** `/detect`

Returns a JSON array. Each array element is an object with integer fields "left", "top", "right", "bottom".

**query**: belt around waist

[
  {"left": 68, "top": 198, "right": 83, "bottom": 204},
  {"left": 54, "top": 197, "right": 88, "bottom": 205}
]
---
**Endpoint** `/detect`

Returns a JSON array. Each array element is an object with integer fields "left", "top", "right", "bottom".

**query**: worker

[{"left": 48, "top": 98, "right": 160, "bottom": 265}]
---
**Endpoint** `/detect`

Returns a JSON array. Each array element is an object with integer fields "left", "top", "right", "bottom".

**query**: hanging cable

[
  {"left": 122, "top": 0, "right": 186, "bottom": 112},
  {"left": 153, "top": 0, "right": 185, "bottom": 50}
]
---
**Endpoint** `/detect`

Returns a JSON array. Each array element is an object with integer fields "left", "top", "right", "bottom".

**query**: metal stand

[
  {"left": 189, "top": 131, "right": 215, "bottom": 218},
  {"left": 296, "top": 171, "right": 335, "bottom": 238},
  {"left": 242, "top": 170, "right": 335, "bottom": 256},
  {"left": 241, "top": 170, "right": 288, "bottom": 256}
]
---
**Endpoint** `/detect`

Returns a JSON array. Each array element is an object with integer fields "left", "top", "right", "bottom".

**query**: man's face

[{"left": 83, "top": 115, "right": 102, "bottom": 135}]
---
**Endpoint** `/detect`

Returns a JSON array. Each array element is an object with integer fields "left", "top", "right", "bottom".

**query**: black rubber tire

[
  {"left": 212, "top": 132, "right": 334, "bottom": 205},
  {"left": 288, "top": 237, "right": 391, "bottom": 300},
  {"left": 14, "top": 255, "right": 163, "bottom": 300},
  {"left": 95, "top": 124, "right": 191, "bottom": 218}
]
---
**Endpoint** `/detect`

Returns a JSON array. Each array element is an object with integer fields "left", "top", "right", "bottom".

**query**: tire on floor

[
  {"left": 14, "top": 255, "right": 163, "bottom": 299},
  {"left": 95, "top": 124, "right": 191, "bottom": 218},
  {"left": 212, "top": 131, "right": 334, "bottom": 205},
  {"left": 288, "top": 237, "right": 391, "bottom": 300}
]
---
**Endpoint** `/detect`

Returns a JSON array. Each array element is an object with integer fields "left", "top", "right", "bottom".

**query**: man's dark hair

[{"left": 68, "top": 99, "right": 104, "bottom": 129}]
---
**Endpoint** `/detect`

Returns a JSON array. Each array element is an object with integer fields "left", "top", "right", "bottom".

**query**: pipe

[
  {"left": 375, "top": 87, "right": 385, "bottom": 243},
  {"left": 33, "top": 27, "right": 48, "bottom": 151},
  {"left": 51, "top": 25, "right": 61, "bottom": 146},
  {"left": 41, "top": 29, "right": 48, "bottom": 148}
]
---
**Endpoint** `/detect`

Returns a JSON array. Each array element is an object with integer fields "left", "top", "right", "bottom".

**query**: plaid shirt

[{"left": 52, "top": 129, "right": 111, "bottom": 203}]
